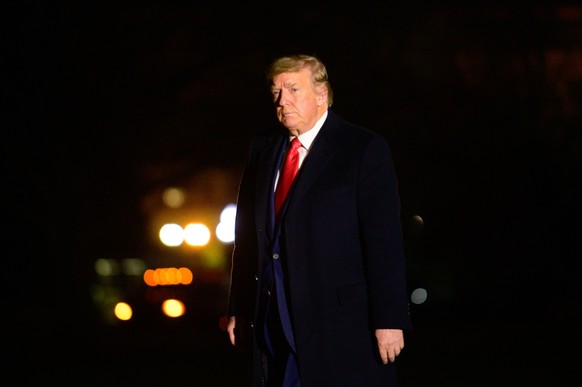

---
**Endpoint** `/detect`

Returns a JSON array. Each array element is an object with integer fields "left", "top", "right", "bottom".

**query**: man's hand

[
  {"left": 375, "top": 328, "right": 404, "bottom": 364},
  {"left": 227, "top": 316, "right": 236, "bottom": 346}
]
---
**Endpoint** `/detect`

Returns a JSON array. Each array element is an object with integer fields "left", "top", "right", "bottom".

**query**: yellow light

[
  {"left": 162, "top": 299, "right": 185, "bottom": 318},
  {"left": 114, "top": 302, "right": 133, "bottom": 321},
  {"left": 162, "top": 187, "right": 185, "bottom": 208},
  {"left": 159, "top": 223, "right": 184, "bottom": 247},
  {"left": 183, "top": 223, "right": 211, "bottom": 246}
]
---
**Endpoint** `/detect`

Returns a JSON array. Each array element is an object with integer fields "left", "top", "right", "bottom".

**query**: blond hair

[{"left": 266, "top": 54, "right": 334, "bottom": 107}]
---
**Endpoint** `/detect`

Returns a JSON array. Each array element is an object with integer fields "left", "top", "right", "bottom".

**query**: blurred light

[
  {"left": 216, "top": 203, "right": 236, "bottom": 243},
  {"left": 143, "top": 267, "right": 194, "bottom": 286},
  {"left": 408, "top": 215, "right": 424, "bottom": 234},
  {"left": 183, "top": 223, "right": 211, "bottom": 246},
  {"left": 199, "top": 244, "right": 227, "bottom": 270},
  {"left": 95, "top": 258, "right": 120, "bottom": 276},
  {"left": 121, "top": 258, "right": 147, "bottom": 276},
  {"left": 220, "top": 203, "right": 237, "bottom": 222},
  {"left": 114, "top": 302, "right": 133, "bottom": 321},
  {"left": 411, "top": 288, "right": 428, "bottom": 305},
  {"left": 162, "top": 187, "right": 185, "bottom": 208},
  {"left": 159, "top": 223, "right": 185, "bottom": 247},
  {"left": 177, "top": 267, "right": 193, "bottom": 284},
  {"left": 162, "top": 299, "right": 185, "bottom": 318}
]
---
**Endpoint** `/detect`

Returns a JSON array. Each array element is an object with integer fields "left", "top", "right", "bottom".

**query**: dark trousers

[{"left": 261, "top": 295, "right": 300, "bottom": 387}]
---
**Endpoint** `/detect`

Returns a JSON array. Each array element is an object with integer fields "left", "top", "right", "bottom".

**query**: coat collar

[
  {"left": 283, "top": 109, "right": 338, "bottom": 218},
  {"left": 254, "top": 109, "right": 340, "bottom": 231}
]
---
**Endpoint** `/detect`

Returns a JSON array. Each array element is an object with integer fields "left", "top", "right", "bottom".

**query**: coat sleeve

[
  {"left": 227, "top": 138, "right": 260, "bottom": 320},
  {"left": 357, "top": 135, "right": 412, "bottom": 329}
]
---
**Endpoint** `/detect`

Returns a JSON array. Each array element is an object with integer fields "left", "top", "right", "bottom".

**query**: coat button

[
  {"left": 254, "top": 274, "right": 259, "bottom": 281},
  {"left": 273, "top": 253, "right": 279, "bottom": 260}
]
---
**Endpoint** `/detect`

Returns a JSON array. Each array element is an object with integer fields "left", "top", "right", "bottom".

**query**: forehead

[{"left": 272, "top": 68, "right": 311, "bottom": 87}]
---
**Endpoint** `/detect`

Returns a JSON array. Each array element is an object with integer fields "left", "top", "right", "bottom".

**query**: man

[{"left": 227, "top": 54, "right": 412, "bottom": 387}]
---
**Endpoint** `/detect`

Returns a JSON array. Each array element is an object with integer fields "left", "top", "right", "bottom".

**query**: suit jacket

[{"left": 228, "top": 109, "right": 412, "bottom": 387}]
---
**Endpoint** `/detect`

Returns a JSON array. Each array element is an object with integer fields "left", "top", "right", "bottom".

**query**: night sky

[{"left": 4, "top": 2, "right": 581, "bottom": 386}]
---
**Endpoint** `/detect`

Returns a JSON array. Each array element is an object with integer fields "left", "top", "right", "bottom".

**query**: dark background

[{"left": 4, "top": 2, "right": 581, "bottom": 386}]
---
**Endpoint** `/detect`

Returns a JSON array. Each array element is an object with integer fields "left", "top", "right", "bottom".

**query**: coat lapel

[
  {"left": 254, "top": 134, "right": 287, "bottom": 239},
  {"left": 286, "top": 117, "right": 336, "bottom": 213}
]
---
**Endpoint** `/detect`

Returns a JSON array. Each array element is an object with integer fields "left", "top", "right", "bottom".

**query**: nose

[{"left": 276, "top": 89, "right": 288, "bottom": 106}]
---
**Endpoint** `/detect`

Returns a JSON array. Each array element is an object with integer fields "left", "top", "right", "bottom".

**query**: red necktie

[{"left": 275, "top": 137, "right": 302, "bottom": 217}]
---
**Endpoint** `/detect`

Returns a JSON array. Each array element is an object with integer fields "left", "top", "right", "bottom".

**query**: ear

[{"left": 316, "top": 88, "right": 327, "bottom": 106}]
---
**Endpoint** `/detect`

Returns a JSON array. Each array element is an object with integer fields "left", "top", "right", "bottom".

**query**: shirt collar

[{"left": 292, "top": 110, "right": 328, "bottom": 150}]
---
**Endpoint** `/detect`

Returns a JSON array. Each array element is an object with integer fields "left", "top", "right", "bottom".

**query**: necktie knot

[{"left": 289, "top": 137, "right": 302, "bottom": 152}]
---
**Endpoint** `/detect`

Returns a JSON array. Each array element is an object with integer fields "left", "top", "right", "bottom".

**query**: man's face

[{"left": 271, "top": 68, "right": 324, "bottom": 136}]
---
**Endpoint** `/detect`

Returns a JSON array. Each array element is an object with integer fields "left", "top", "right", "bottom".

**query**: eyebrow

[{"left": 272, "top": 80, "right": 299, "bottom": 88}]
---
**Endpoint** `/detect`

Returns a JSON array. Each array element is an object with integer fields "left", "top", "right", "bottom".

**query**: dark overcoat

[{"left": 228, "top": 109, "right": 412, "bottom": 387}]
